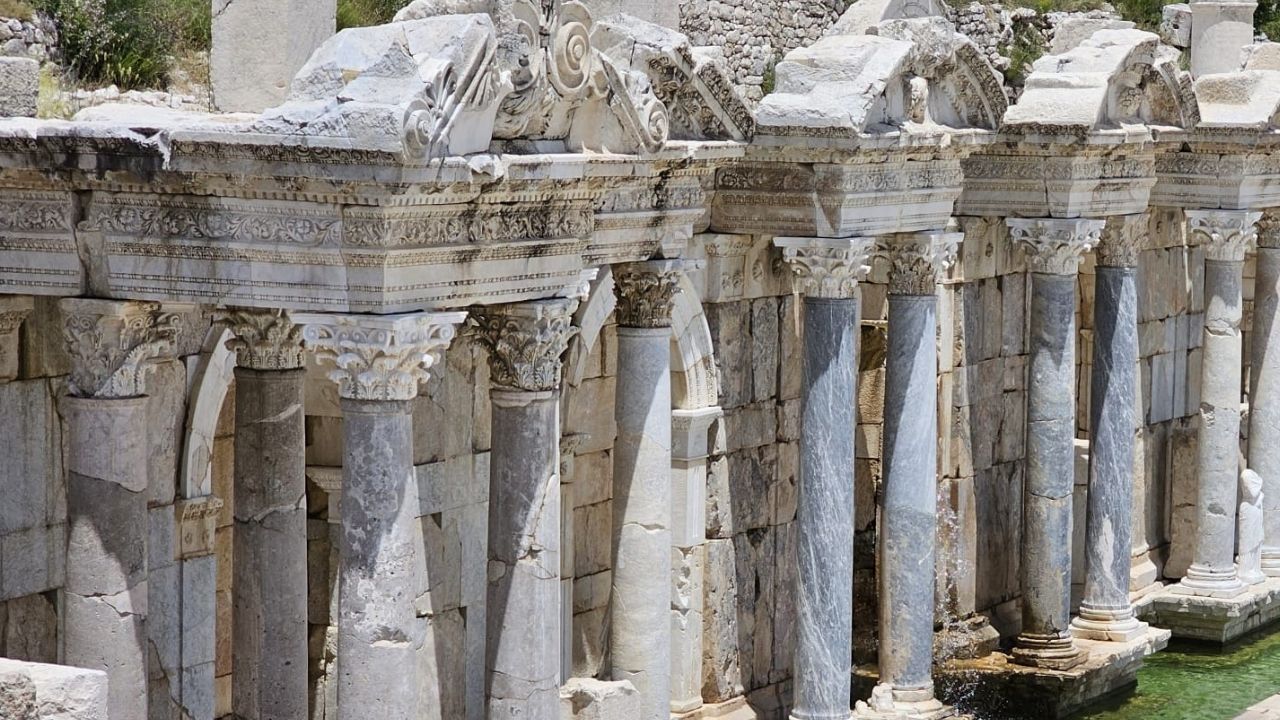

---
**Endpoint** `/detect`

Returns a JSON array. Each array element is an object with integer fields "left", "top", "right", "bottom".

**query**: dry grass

[{"left": 0, "top": 0, "right": 35, "bottom": 20}]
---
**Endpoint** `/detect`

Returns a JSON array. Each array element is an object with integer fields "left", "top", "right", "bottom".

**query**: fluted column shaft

[
  {"left": 299, "top": 312, "right": 466, "bottom": 720},
  {"left": 61, "top": 299, "right": 179, "bottom": 720},
  {"left": 1250, "top": 215, "right": 1280, "bottom": 577},
  {"left": 776, "top": 237, "right": 873, "bottom": 720},
  {"left": 1008, "top": 219, "right": 1102, "bottom": 670},
  {"left": 861, "top": 233, "right": 959, "bottom": 719},
  {"left": 222, "top": 309, "right": 309, "bottom": 720},
  {"left": 472, "top": 299, "right": 578, "bottom": 719},
  {"left": 610, "top": 261, "right": 681, "bottom": 720},
  {"left": 1072, "top": 215, "right": 1146, "bottom": 642},
  {"left": 1175, "top": 210, "right": 1260, "bottom": 598}
]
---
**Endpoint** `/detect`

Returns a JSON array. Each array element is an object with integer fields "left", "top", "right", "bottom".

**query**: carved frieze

[
  {"left": 297, "top": 312, "right": 468, "bottom": 401},
  {"left": 1187, "top": 210, "right": 1261, "bottom": 263},
  {"left": 876, "top": 232, "right": 961, "bottom": 295},
  {"left": 471, "top": 298, "right": 579, "bottom": 393},
  {"left": 343, "top": 203, "right": 594, "bottom": 248},
  {"left": 1008, "top": 218, "right": 1105, "bottom": 276},
  {"left": 219, "top": 308, "right": 305, "bottom": 371},
  {"left": 89, "top": 195, "right": 342, "bottom": 247},
  {"left": 61, "top": 299, "right": 180, "bottom": 399},
  {"left": 614, "top": 261, "right": 683, "bottom": 328},
  {"left": 775, "top": 236, "right": 875, "bottom": 299}
]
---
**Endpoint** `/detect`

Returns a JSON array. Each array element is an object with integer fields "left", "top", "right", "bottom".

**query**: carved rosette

[
  {"left": 775, "top": 237, "right": 875, "bottom": 299},
  {"left": 1096, "top": 214, "right": 1147, "bottom": 268},
  {"left": 296, "top": 312, "right": 468, "bottom": 402},
  {"left": 1187, "top": 210, "right": 1261, "bottom": 263},
  {"left": 614, "top": 261, "right": 683, "bottom": 329},
  {"left": 1008, "top": 218, "right": 1105, "bottom": 276},
  {"left": 876, "top": 232, "right": 962, "bottom": 296},
  {"left": 1258, "top": 212, "right": 1280, "bottom": 250},
  {"left": 62, "top": 299, "right": 180, "bottom": 399},
  {"left": 219, "top": 308, "right": 305, "bottom": 371},
  {"left": 471, "top": 299, "right": 579, "bottom": 393}
]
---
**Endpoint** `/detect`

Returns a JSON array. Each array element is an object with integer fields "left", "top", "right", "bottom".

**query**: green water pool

[{"left": 1074, "top": 630, "right": 1280, "bottom": 719}]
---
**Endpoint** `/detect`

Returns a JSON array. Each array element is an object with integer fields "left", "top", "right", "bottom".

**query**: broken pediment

[{"left": 1003, "top": 29, "right": 1198, "bottom": 134}]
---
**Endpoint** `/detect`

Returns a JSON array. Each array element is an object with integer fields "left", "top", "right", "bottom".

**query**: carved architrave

[
  {"left": 1187, "top": 210, "right": 1261, "bottom": 263},
  {"left": 1096, "top": 214, "right": 1147, "bottom": 268},
  {"left": 471, "top": 298, "right": 579, "bottom": 393},
  {"left": 62, "top": 299, "right": 180, "bottom": 399},
  {"left": 775, "top": 237, "right": 875, "bottom": 299},
  {"left": 876, "top": 232, "right": 962, "bottom": 296},
  {"left": 614, "top": 260, "right": 683, "bottom": 329},
  {"left": 297, "top": 312, "right": 468, "bottom": 401},
  {"left": 1007, "top": 218, "right": 1105, "bottom": 276},
  {"left": 219, "top": 308, "right": 305, "bottom": 371},
  {"left": 1259, "top": 211, "right": 1280, "bottom": 250}
]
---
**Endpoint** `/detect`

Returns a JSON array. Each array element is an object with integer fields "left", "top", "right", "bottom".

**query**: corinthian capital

[
  {"left": 296, "top": 312, "right": 467, "bottom": 401},
  {"left": 61, "top": 298, "right": 180, "bottom": 399},
  {"left": 1095, "top": 214, "right": 1147, "bottom": 268},
  {"left": 1187, "top": 210, "right": 1262, "bottom": 262},
  {"left": 471, "top": 299, "right": 579, "bottom": 393},
  {"left": 775, "top": 237, "right": 874, "bottom": 299},
  {"left": 1008, "top": 218, "right": 1104, "bottom": 276},
  {"left": 614, "top": 260, "right": 682, "bottom": 329},
  {"left": 876, "top": 232, "right": 961, "bottom": 295},
  {"left": 1259, "top": 211, "right": 1280, "bottom": 250},
  {"left": 219, "top": 308, "right": 305, "bottom": 370}
]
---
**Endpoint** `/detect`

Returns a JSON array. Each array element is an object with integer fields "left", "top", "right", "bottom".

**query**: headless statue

[{"left": 1239, "top": 468, "right": 1267, "bottom": 585}]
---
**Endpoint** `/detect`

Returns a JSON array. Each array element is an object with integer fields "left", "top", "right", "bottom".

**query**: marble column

[
  {"left": 298, "top": 312, "right": 466, "bottom": 720},
  {"left": 858, "top": 232, "right": 959, "bottom": 720},
  {"left": 610, "top": 260, "right": 681, "bottom": 720},
  {"left": 1173, "top": 210, "right": 1260, "bottom": 598},
  {"left": 1249, "top": 213, "right": 1280, "bottom": 578},
  {"left": 61, "top": 299, "right": 179, "bottom": 720},
  {"left": 1007, "top": 218, "right": 1103, "bottom": 670},
  {"left": 472, "top": 299, "right": 578, "bottom": 719},
  {"left": 775, "top": 236, "right": 874, "bottom": 720},
  {"left": 222, "top": 309, "right": 309, "bottom": 720},
  {"left": 1071, "top": 215, "right": 1148, "bottom": 642}
]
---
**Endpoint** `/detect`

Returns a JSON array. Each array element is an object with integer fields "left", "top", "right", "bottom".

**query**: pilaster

[{"left": 0, "top": 295, "right": 33, "bottom": 383}]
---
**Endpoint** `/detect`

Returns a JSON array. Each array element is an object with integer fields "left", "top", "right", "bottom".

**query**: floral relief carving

[
  {"left": 1096, "top": 214, "right": 1147, "bottom": 268},
  {"left": 775, "top": 237, "right": 875, "bottom": 299},
  {"left": 219, "top": 308, "right": 306, "bottom": 371},
  {"left": 877, "top": 232, "right": 961, "bottom": 295},
  {"left": 1187, "top": 210, "right": 1261, "bottom": 263},
  {"left": 1008, "top": 218, "right": 1105, "bottom": 276},
  {"left": 614, "top": 261, "right": 682, "bottom": 328},
  {"left": 470, "top": 299, "right": 578, "bottom": 393},
  {"left": 298, "top": 313, "right": 468, "bottom": 401},
  {"left": 62, "top": 300, "right": 180, "bottom": 399}
]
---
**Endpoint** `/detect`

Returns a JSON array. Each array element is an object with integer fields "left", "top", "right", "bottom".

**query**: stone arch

[{"left": 179, "top": 325, "right": 235, "bottom": 499}]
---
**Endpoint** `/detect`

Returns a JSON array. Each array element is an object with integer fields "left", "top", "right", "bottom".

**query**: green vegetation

[
  {"left": 336, "top": 0, "right": 409, "bottom": 29},
  {"left": 0, "top": 0, "right": 35, "bottom": 20},
  {"left": 1004, "top": 20, "right": 1047, "bottom": 86}
]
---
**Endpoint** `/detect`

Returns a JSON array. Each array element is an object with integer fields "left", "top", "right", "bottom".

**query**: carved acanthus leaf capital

[
  {"left": 62, "top": 299, "right": 180, "bottom": 399},
  {"left": 297, "top": 312, "right": 467, "bottom": 401},
  {"left": 471, "top": 299, "right": 579, "bottom": 393},
  {"left": 219, "top": 308, "right": 305, "bottom": 370},
  {"left": 876, "top": 232, "right": 962, "bottom": 295},
  {"left": 0, "top": 296, "right": 34, "bottom": 335},
  {"left": 1258, "top": 211, "right": 1280, "bottom": 250},
  {"left": 1008, "top": 218, "right": 1105, "bottom": 276},
  {"left": 1187, "top": 210, "right": 1261, "bottom": 262},
  {"left": 1096, "top": 214, "right": 1147, "bottom": 268},
  {"left": 614, "top": 260, "right": 683, "bottom": 328},
  {"left": 775, "top": 236, "right": 874, "bottom": 299}
]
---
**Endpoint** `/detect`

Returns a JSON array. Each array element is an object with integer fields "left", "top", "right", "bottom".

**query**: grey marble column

[
  {"left": 610, "top": 260, "right": 681, "bottom": 720},
  {"left": 857, "top": 233, "right": 959, "bottom": 720},
  {"left": 222, "top": 309, "right": 309, "bottom": 720},
  {"left": 298, "top": 312, "right": 466, "bottom": 720},
  {"left": 472, "top": 299, "right": 578, "bottom": 720},
  {"left": 1250, "top": 213, "right": 1280, "bottom": 577},
  {"left": 61, "top": 299, "right": 178, "bottom": 720},
  {"left": 1071, "top": 215, "right": 1147, "bottom": 642},
  {"left": 1174, "top": 210, "right": 1260, "bottom": 598},
  {"left": 776, "top": 236, "right": 874, "bottom": 720},
  {"left": 1007, "top": 219, "right": 1102, "bottom": 670}
]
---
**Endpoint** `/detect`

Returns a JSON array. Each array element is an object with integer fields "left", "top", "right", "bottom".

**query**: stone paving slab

[
  {"left": 1236, "top": 693, "right": 1280, "bottom": 720},
  {"left": 1140, "top": 577, "right": 1280, "bottom": 643}
]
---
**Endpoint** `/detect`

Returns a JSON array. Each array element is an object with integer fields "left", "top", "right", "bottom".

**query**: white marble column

[
  {"left": 610, "top": 260, "right": 681, "bottom": 720},
  {"left": 1007, "top": 219, "right": 1102, "bottom": 670},
  {"left": 472, "top": 299, "right": 578, "bottom": 720},
  {"left": 1173, "top": 210, "right": 1260, "bottom": 598},
  {"left": 776, "top": 236, "right": 874, "bottom": 720},
  {"left": 298, "top": 312, "right": 466, "bottom": 720},
  {"left": 61, "top": 299, "right": 179, "bottom": 720},
  {"left": 1249, "top": 213, "right": 1280, "bottom": 578},
  {"left": 1071, "top": 215, "right": 1148, "bottom": 642},
  {"left": 222, "top": 309, "right": 309, "bottom": 720},
  {"left": 670, "top": 406, "right": 720, "bottom": 715},
  {"left": 857, "top": 232, "right": 959, "bottom": 720}
]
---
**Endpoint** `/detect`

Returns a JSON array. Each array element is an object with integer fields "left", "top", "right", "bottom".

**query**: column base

[
  {"left": 1010, "top": 634, "right": 1087, "bottom": 671},
  {"left": 1170, "top": 564, "right": 1248, "bottom": 599},
  {"left": 1070, "top": 606, "right": 1147, "bottom": 643},
  {"left": 1261, "top": 549, "right": 1280, "bottom": 577},
  {"left": 852, "top": 685, "right": 955, "bottom": 720},
  {"left": 1140, "top": 576, "right": 1280, "bottom": 643}
]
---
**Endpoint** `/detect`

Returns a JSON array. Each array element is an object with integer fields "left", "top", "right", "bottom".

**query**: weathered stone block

[
  {"left": 0, "top": 57, "right": 37, "bottom": 118},
  {"left": 3, "top": 593, "right": 57, "bottom": 664},
  {"left": 705, "top": 301, "right": 752, "bottom": 409},
  {"left": 974, "top": 463, "right": 1022, "bottom": 610},
  {"left": 415, "top": 342, "right": 478, "bottom": 464},
  {"left": 563, "top": 376, "right": 617, "bottom": 455},
  {"left": 0, "top": 380, "right": 58, "bottom": 536},
  {"left": 701, "top": 538, "right": 743, "bottom": 702},
  {"left": 210, "top": 0, "right": 336, "bottom": 112},
  {"left": 750, "top": 298, "right": 778, "bottom": 402},
  {"left": 560, "top": 678, "right": 641, "bottom": 720}
]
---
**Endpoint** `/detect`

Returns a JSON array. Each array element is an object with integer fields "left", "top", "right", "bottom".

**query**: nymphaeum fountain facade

[{"left": 2, "top": 1, "right": 1280, "bottom": 719}]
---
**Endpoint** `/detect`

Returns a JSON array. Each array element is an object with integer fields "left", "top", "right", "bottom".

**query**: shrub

[
  {"left": 0, "top": 0, "right": 35, "bottom": 20},
  {"left": 35, "top": 0, "right": 173, "bottom": 87}
]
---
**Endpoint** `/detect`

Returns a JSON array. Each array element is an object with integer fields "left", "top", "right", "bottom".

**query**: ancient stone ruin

[{"left": 2, "top": 0, "right": 1280, "bottom": 719}]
